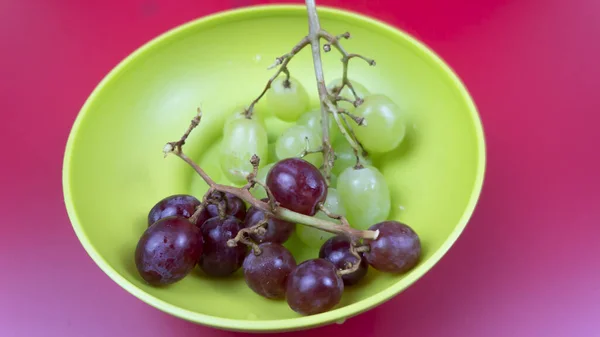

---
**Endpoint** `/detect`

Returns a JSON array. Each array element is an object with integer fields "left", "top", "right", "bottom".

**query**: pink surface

[{"left": 1, "top": 0, "right": 599, "bottom": 336}]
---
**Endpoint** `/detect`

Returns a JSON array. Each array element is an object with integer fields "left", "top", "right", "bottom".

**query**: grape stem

[
  {"left": 227, "top": 221, "right": 267, "bottom": 255},
  {"left": 338, "top": 244, "right": 370, "bottom": 276},
  {"left": 242, "top": 154, "right": 260, "bottom": 190},
  {"left": 304, "top": 0, "right": 336, "bottom": 182},
  {"left": 163, "top": 110, "right": 379, "bottom": 241},
  {"left": 299, "top": 136, "right": 323, "bottom": 158},
  {"left": 318, "top": 203, "right": 351, "bottom": 227},
  {"left": 304, "top": 0, "right": 375, "bottom": 176},
  {"left": 338, "top": 108, "right": 366, "bottom": 126},
  {"left": 245, "top": 37, "right": 310, "bottom": 118}
]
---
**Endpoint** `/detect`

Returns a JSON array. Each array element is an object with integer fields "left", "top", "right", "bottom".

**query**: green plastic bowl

[{"left": 63, "top": 4, "right": 485, "bottom": 332}]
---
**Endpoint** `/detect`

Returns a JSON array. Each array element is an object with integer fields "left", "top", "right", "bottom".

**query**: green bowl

[{"left": 63, "top": 4, "right": 485, "bottom": 332}]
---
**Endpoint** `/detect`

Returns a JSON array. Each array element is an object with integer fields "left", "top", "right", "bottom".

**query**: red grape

[
  {"left": 286, "top": 258, "right": 344, "bottom": 315},
  {"left": 266, "top": 158, "right": 327, "bottom": 216},
  {"left": 243, "top": 243, "right": 297, "bottom": 299},
  {"left": 147, "top": 194, "right": 200, "bottom": 226},
  {"left": 243, "top": 200, "right": 295, "bottom": 244},
  {"left": 135, "top": 216, "right": 203, "bottom": 285},
  {"left": 195, "top": 191, "right": 247, "bottom": 226},
  {"left": 364, "top": 221, "right": 421, "bottom": 273},
  {"left": 198, "top": 216, "right": 247, "bottom": 277},
  {"left": 319, "top": 235, "right": 368, "bottom": 286}
]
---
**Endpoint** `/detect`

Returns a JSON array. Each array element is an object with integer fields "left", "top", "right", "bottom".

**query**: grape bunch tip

[{"left": 135, "top": 0, "right": 421, "bottom": 317}]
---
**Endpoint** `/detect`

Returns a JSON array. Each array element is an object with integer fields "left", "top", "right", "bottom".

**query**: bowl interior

[{"left": 63, "top": 5, "right": 484, "bottom": 332}]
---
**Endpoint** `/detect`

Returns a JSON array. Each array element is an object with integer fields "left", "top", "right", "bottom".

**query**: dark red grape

[
  {"left": 364, "top": 221, "right": 421, "bottom": 273},
  {"left": 198, "top": 216, "right": 247, "bottom": 277},
  {"left": 147, "top": 194, "right": 200, "bottom": 226},
  {"left": 195, "top": 192, "right": 247, "bottom": 226},
  {"left": 243, "top": 243, "right": 297, "bottom": 299},
  {"left": 286, "top": 258, "right": 344, "bottom": 315},
  {"left": 243, "top": 201, "right": 295, "bottom": 244},
  {"left": 266, "top": 158, "right": 327, "bottom": 216},
  {"left": 135, "top": 216, "right": 203, "bottom": 285},
  {"left": 319, "top": 235, "right": 368, "bottom": 286}
]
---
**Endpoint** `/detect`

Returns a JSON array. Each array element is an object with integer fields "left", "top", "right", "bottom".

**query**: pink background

[{"left": 1, "top": 0, "right": 599, "bottom": 336}]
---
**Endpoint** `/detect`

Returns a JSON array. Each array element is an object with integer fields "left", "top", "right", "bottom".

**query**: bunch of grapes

[{"left": 134, "top": 19, "right": 422, "bottom": 316}]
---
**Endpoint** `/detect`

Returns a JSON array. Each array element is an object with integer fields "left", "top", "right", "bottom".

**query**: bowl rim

[{"left": 62, "top": 4, "right": 486, "bottom": 332}]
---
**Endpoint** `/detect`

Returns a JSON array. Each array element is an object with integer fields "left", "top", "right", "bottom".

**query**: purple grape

[
  {"left": 243, "top": 243, "right": 297, "bottom": 299},
  {"left": 266, "top": 158, "right": 327, "bottom": 216},
  {"left": 135, "top": 216, "right": 203, "bottom": 285},
  {"left": 286, "top": 258, "right": 344, "bottom": 315},
  {"left": 364, "top": 221, "right": 421, "bottom": 273},
  {"left": 198, "top": 216, "right": 247, "bottom": 277},
  {"left": 147, "top": 194, "right": 200, "bottom": 226},
  {"left": 243, "top": 200, "right": 295, "bottom": 244},
  {"left": 195, "top": 192, "right": 247, "bottom": 226},
  {"left": 319, "top": 235, "right": 368, "bottom": 286}
]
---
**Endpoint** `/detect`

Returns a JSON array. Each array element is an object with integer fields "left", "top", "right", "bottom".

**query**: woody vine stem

[{"left": 163, "top": 0, "right": 380, "bottom": 259}]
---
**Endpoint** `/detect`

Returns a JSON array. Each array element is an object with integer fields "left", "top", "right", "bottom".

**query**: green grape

[
  {"left": 352, "top": 94, "right": 407, "bottom": 154},
  {"left": 331, "top": 137, "right": 371, "bottom": 176},
  {"left": 223, "top": 106, "right": 264, "bottom": 134},
  {"left": 250, "top": 163, "right": 274, "bottom": 200},
  {"left": 275, "top": 125, "right": 323, "bottom": 168},
  {"left": 337, "top": 165, "right": 390, "bottom": 230},
  {"left": 329, "top": 173, "right": 338, "bottom": 188},
  {"left": 265, "top": 76, "right": 309, "bottom": 122},
  {"left": 267, "top": 142, "right": 278, "bottom": 164},
  {"left": 328, "top": 78, "right": 370, "bottom": 112},
  {"left": 297, "top": 188, "right": 346, "bottom": 247},
  {"left": 220, "top": 118, "right": 268, "bottom": 185},
  {"left": 297, "top": 109, "right": 341, "bottom": 142}
]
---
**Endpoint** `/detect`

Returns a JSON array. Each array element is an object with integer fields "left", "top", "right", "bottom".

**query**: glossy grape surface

[
  {"left": 135, "top": 216, "right": 203, "bottom": 285},
  {"left": 275, "top": 125, "right": 323, "bottom": 168},
  {"left": 243, "top": 202, "right": 295, "bottom": 244},
  {"left": 364, "top": 221, "right": 421, "bottom": 273},
  {"left": 352, "top": 94, "right": 407, "bottom": 153},
  {"left": 319, "top": 235, "right": 368, "bottom": 286},
  {"left": 296, "top": 188, "right": 345, "bottom": 248},
  {"left": 266, "top": 76, "right": 309, "bottom": 122},
  {"left": 220, "top": 117, "right": 268, "bottom": 185},
  {"left": 338, "top": 165, "right": 391, "bottom": 229},
  {"left": 266, "top": 158, "right": 327, "bottom": 216},
  {"left": 286, "top": 259, "right": 344, "bottom": 315},
  {"left": 198, "top": 216, "right": 247, "bottom": 277},
  {"left": 147, "top": 194, "right": 200, "bottom": 226},
  {"left": 243, "top": 243, "right": 297, "bottom": 299}
]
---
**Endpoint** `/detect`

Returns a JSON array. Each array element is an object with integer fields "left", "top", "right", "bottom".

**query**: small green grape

[
  {"left": 352, "top": 94, "right": 407, "bottom": 153},
  {"left": 331, "top": 137, "right": 371, "bottom": 176},
  {"left": 296, "top": 188, "right": 346, "bottom": 247},
  {"left": 297, "top": 108, "right": 341, "bottom": 142},
  {"left": 265, "top": 76, "right": 309, "bottom": 122},
  {"left": 220, "top": 118, "right": 268, "bottom": 185},
  {"left": 275, "top": 125, "right": 323, "bottom": 168},
  {"left": 328, "top": 78, "right": 370, "bottom": 112},
  {"left": 337, "top": 165, "right": 390, "bottom": 230}
]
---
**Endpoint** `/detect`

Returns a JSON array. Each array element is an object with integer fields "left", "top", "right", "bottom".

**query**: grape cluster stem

[
  {"left": 241, "top": 0, "right": 375, "bottom": 181},
  {"left": 163, "top": 109, "right": 379, "bottom": 241}
]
